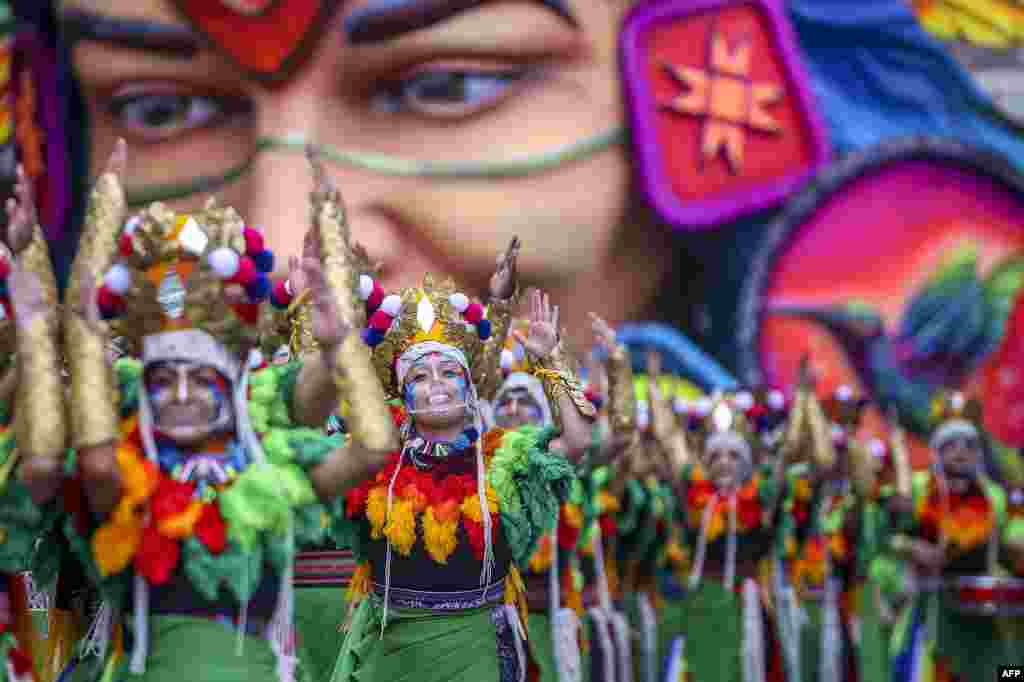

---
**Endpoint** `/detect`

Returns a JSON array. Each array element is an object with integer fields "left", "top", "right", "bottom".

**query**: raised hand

[
  {"left": 513, "top": 288, "right": 559, "bottom": 360},
  {"left": 589, "top": 313, "right": 617, "bottom": 354},
  {"left": 5, "top": 165, "right": 37, "bottom": 254},
  {"left": 5, "top": 250, "right": 48, "bottom": 331},
  {"left": 303, "top": 257, "right": 351, "bottom": 355},
  {"left": 489, "top": 236, "right": 520, "bottom": 301}
]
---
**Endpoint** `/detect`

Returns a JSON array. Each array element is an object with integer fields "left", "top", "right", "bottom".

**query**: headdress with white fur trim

[
  {"left": 822, "top": 384, "right": 870, "bottom": 430},
  {"left": 347, "top": 273, "right": 493, "bottom": 399},
  {"left": 928, "top": 389, "right": 983, "bottom": 451},
  {"left": 97, "top": 203, "right": 276, "bottom": 358}
]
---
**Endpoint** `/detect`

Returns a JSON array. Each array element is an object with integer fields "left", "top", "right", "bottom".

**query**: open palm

[{"left": 513, "top": 288, "right": 559, "bottom": 360}]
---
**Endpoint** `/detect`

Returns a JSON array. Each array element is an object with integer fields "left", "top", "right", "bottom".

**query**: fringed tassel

[
  {"left": 688, "top": 493, "right": 718, "bottom": 590},
  {"left": 637, "top": 593, "right": 657, "bottom": 682},
  {"left": 820, "top": 577, "right": 842, "bottom": 682},
  {"left": 504, "top": 567, "right": 529, "bottom": 643},
  {"left": 772, "top": 557, "right": 801, "bottom": 682},
  {"left": 477, "top": 441, "right": 495, "bottom": 587},
  {"left": 586, "top": 608, "right": 616, "bottom": 682},
  {"left": 129, "top": 576, "right": 147, "bottom": 674},
  {"left": 741, "top": 579, "right": 765, "bottom": 682},
  {"left": 270, "top": 523, "right": 297, "bottom": 682},
  {"left": 609, "top": 610, "right": 633, "bottom": 682},
  {"left": 81, "top": 601, "right": 112, "bottom": 662},
  {"left": 725, "top": 494, "right": 738, "bottom": 591},
  {"left": 503, "top": 605, "right": 528, "bottom": 682},
  {"left": 550, "top": 530, "right": 582, "bottom": 682},
  {"left": 380, "top": 454, "right": 404, "bottom": 637}
]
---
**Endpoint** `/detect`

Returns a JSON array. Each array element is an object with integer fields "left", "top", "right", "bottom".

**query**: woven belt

[
  {"left": 372, "top": 579, "right": 508, "bottom": 611},
  {"left": 293, "top": 550, "right": 356, "bottom": 588}
]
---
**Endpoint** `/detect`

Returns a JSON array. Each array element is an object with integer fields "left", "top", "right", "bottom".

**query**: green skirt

[
  {"left": 331, "top": 596, "right": 510, "bottom": 682},
  {"left": 676, "top": 581, "right": 777, "bottom": 682},
  {"left": 111, "top": 615, "right": 280, "bottom": 682},
  {"left": 295, "top": 587, "right": 348, "bottom": 682},
  {"left": 656, "top": 598, "right": 687, "bottom": 682}
]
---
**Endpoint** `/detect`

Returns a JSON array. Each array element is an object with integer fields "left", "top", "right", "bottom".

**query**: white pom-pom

[
  {"left": 673, "top": 397, "right": 688, "bottom": 414},
  {"left": 513, "top": 342, "right": 526, "bottom": 361},
  {"left": 836, "top": 384, "right": 854, "bottom": 401},
  {"left": 448, "top": 292, "right": 470, "bottom": 313},
  {"left": 207, "top": 247, "right": 240, "bottom": 279},
  {"left": 868, "top": 438, "right": 886, "bottom": 458},
  {"left": 734, "top": 392, "right": 754, "bottom": 410},
  {"left": 768, "top": 390, "right": 785, "bottom": 410},
  {"left": 381, "top": 295, "right": 402, "bottom": 317},
  {"left": 636, "top": 401, "right": 650, "bottom": 428},
  {"left": 103, "top": 264, "right": 132, "bottom": 295},
  {"left": 500, "top": 349, "right": 515, "bottom": 370},
  {"left": 359, "top": 275, "right": 374, "bottom": 301},
  {"left": 693, "top": 398, "right": 713, "bottom": 416},
  {"left": 248, "top": 349, "right": 264, "bottom": 369}
]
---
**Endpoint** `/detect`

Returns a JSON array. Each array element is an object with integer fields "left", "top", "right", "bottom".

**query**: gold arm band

[
  {"left": 648, "top": 377, "right": 690, "bottom": 474},
  {"left": 848, "top": 439, "right": 877, "bottom": 500},
  {"left": 66, "top": 172, "right": 123, "bottom": 449},
  {"left": 891, "top": 421, "right": 913, "bottom": 498},
  {"left": 475, "top": 294, "right": 516, "bottom": 401},
  {"left": 806, "top": 391, "right": 836, "bottom": 470},
  {"left": 14, "top": 316, "right": 65, "bottom": 459},
  {"left": 313, "top": 189, "right": 398, "bottom": 454},
  {"left": 606, "top": 344, "right": 635, "bottom": 433},
  {"left": 535, "top": 350, "right": 597, "bottom": 420}
]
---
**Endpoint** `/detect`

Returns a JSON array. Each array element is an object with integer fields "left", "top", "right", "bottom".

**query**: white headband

[
  {"left": 396, "top": 341, "right": 471, "bottom": 388},
  {"left": 930, "top": 418, "right": 980, "bottom": 452},
  {"left": 704, "top": 431, "right": 752, "bottom": 464},
  {"left": 143, "top": 329, "right": 242, "bottom": 380},
  {"left": 494, "top": 372, "right": 553, "bottom": 427}
]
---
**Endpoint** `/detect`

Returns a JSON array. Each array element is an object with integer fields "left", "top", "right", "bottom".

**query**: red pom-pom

[
  {"left": 119, "top": 232, "right": 135, "bottom": 257},
  {"left": 150, "top": 477, "right": 196, "bottom": 522},
  {"left": 230, "top": 256, "right": 258, "bottom": 286},
  {"left": 463, "top": 302, "right": 484, "bottom": 324},
  {"left": 271, "top": 279, "right": 292, "bottom": 308},
  {"left": 0, "top": 257, "right": 10, "bottom": 279},
  {"left": 558, "top": 515, "right": 581, "bottom": 550},
  {"left": 345, "top": 485, "right": 371, "bottom": 518},
  {"left": 368, "top": 309, "right": 393, "bottom": 332},
  {"left": 135, "top": 525, "right": 180, "bottom": 585},
  {"left": 233, "top": 302, "right": 260, "bottom": 324},
  {"left": 366, "top": 285, "right": 384, "bottom": 312},
  {"left": 97, "top": 286, "right": 125, "bottom": 313},
  {"left": 7, "top": 646, "right": 33, "bottom": 676},
  {"left": 195, "top": 503, "right": 227, "bottom": 554},
  {"left": 243, "top": 227, "right": 264, "bottom": 255}
]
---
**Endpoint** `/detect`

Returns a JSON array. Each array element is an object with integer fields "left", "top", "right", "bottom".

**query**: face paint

[{"left": 123, "top": 129, "right": 626, "bottom": 206}]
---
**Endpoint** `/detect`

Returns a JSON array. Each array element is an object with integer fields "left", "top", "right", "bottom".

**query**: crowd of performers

[{"left": 0, "top": 140, "right": 1019, "bottom": 682}]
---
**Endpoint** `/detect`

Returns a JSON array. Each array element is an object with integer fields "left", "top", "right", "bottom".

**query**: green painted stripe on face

[{"left": 125, "top": 127, "right": 627, "bottom": 206}]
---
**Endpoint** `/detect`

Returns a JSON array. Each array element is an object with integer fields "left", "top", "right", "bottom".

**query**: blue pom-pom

[
  {"left": 464, "top": 427, "right": 480, "bottom": 443},
  {"left": 363, "top": 328, "right": 385, "bottom": 346},
  {"left": 246, "top": 274, "right": 271, "bottom": 301},
  {"left": 477, "top": 318, "right": 492, "bottom": 340},
  {"left": 252, "top": 249, "right": 275, "bottom": 273}
]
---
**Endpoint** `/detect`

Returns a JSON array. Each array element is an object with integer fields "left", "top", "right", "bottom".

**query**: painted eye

[
  {"left": 109, "top": 90, "right": 248, "bottom": 142},
  {"left": 372, "top": 67, "right": 529, "bottom": 119}
]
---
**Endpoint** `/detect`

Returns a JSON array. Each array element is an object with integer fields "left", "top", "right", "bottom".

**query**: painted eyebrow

[
  {"left": 59, "top": 8, "right": 201, "bottom": 58},
  {"left": 344, "top": 0, "right": 579, "bottom": 45}
]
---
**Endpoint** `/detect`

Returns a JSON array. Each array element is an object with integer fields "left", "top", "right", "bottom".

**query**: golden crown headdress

[
  {"left": 356, "top": 273, "right": 493, "bottom": 398},
  {"left": 95, "top": 202, "right": 278, "bottom": 359},
  {"left": 689, "top": 392, "right": 757, "bottom": 448},
  {"left": 822, "top": 384, "right": 870, "bottom": 429},
  {"left": 928, "top": 389, "right": 982, "bottom": 431}
]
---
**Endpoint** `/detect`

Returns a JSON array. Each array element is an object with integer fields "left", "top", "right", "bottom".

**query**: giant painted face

[
  {"left": 402, "top": 351, "right": 472, "bottom": 430},
  {"left": 144, "top": 360, "right": 234, "bottom": 445},
  {"left": 60, "top": 0, "right": 678, "bottom": 349}
]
